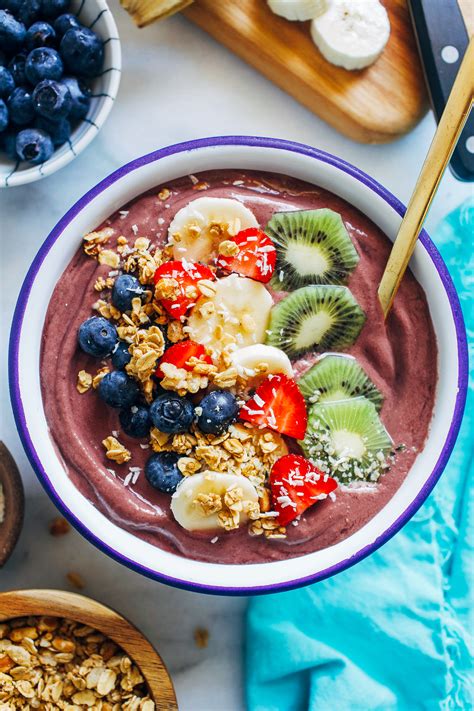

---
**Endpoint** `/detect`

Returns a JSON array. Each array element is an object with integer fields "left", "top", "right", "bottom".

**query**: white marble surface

[{"left": 0, "top": 7, "right": 471, "bottom": 711}]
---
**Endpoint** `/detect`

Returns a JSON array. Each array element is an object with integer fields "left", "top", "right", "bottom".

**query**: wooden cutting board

[{"left": 184, "top": 0, "right": 427, "bottom": 144}]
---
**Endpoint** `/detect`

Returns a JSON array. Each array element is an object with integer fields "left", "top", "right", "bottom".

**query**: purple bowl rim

[{"left": 8, "top": 135, "right": 468, "bottom": 596}]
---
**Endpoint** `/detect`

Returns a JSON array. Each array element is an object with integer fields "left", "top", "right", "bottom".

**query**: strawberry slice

[
  {"left": 270, "top": 454, "right": 338, "bottom": 526},
  {"left": 156, "top": 340, "right": 212, "bottom": 378},
  {"left": 239, "top": 374, "right": 307, "bottom": 439},
  {"left": 217, "top": 228, "right": 276, "bottom": 283},
  {"left": 154, "top": 260, "right": 215, "bottom": 319}
]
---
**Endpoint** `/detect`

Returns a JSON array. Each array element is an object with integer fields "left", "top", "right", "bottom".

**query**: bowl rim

[
  {"left": 1, "top": 0, "right": 121, "bottom": 188},
  {"left": 8, "top": 136, "right": 469, "bottom": 595}
]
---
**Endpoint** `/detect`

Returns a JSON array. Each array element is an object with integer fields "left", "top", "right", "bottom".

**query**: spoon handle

[{"left": 378, "top": 38, "right": 474, "bottom": 318}]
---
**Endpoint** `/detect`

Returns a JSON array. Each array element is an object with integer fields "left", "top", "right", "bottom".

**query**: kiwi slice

[
  {"left": 267, "top": 209, "right": 359, "bottom": 291},
  {"left": 265, "top": 285, "right": 365, "bottom": 359},
  {"left": 298, "top": 354, "right": 383, "bottom": 411},
  {"left": 301, "top": 397, "right": 392, "bottom": 484}
]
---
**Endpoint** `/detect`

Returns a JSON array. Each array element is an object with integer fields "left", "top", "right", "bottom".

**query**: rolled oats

[
  {"left": 177, "top": 457, "right": 201, "bottom": 476},
  {"left": 193, "top": 628, "right": 209, "bottom": 649},
  {"left": 212, "top": 366, "right": 238, "bottom": 389},
  {"left": 92, "top": 366, "right": 110, "bottom": 389},
  {"left": 193, "top": 493, "right": 222, "bottom": 516},
  {"left": 154, "top": 277, "right": 180, "bottom": 302},
  {"left": 158, "top": 188, "right": 170, "bottom": 201},
  {"left": 160, "top": 362, "right": 208, "bottom": 396},
  {"left": 196, "top": 279, "right": 217, "bottom": 298},
  {"left": 93, "top": 299, "right": 122, "bottom": 321},
  {"left": 98, "top": 250, "right": 121, "bottom": 269},
  {"left": 102, "top": 436, "right": 131, "bottom": 465},
  {"left": 167, "top": 320, "right": 185, "bottom": 343},
  {"left": 218, "top": 239, "right": 239, "bottom": 257},
  {"left": 83, "top": 228, "right": 114, "bottom": 257},
  {"left": 76, "top": 370, "right": 92, "bottom": 394},
  {"left": 66, "top": 572, "right": 85, "bottom": 590},
  {"left": 94, "top": 276, "right": 115, "bottom": 292},
  {"left": 149, "top": 428, "right": 170, "bottom": 452},
  {"left": 0, "top": 617, "right": 155, "bottom": 708},
  {"left": 48, "top": 517, "right": 71, "bottom": 537},
  {"left": 198, "top": 300, "right": 215, "bottom": 320}
]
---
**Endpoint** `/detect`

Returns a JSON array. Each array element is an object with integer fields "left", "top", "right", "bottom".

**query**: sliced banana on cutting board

[
  {"left": 169, "top": 197, "right": 258, "bottom": 263},
  {"left": 230, "top": 344, "right": 293, "bottom": 382},
  {"left": 267, "top": 0, "right": 327, "bottom": 22},
  {"left": 186, "top": 273, "right": 273, "bottom": 352},
  {"left": 310, "top": 0, "right": 391, "bottom": 71},
  {"left": 171, "top": 471, "right": 259, "bottom": 531}
]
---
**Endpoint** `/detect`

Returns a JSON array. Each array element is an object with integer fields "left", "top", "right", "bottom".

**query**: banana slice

[
  {"left": 230, "top": 344, "right": 293, "bottom": 384},
  {"left": 186, "top": 274, "right": 273, "bottom": 352},
  {"left": 268, "top": 0, "right": 327, "bottom": 22},
  {"left": 310, "top": 0, "right": 390, "bottom": 71},
  {"left": 171, "top": 471, "right": 259, "bottom": 532},
  {"left": 169, "top": 197, "right": 259, "bottom": 263}
]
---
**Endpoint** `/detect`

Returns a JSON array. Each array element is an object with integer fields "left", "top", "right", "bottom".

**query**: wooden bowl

[
  {"left": 0, "top": 589, "right": 178, "bottom": 710},
  {"left": 0, "top": 442, "right": 25, "bottom": 567}
]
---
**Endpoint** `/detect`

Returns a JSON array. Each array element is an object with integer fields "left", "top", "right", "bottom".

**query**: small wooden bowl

[
  {"left": 0, "top": 589, "right": 178, "bottom": 710},
  {"left": 0, "top": 442, "right": 25, "bottom": 567}
]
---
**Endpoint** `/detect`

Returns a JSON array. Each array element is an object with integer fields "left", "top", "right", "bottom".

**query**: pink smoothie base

[{"left": 9, "top": 137, "right": 468, "bottom": 594}]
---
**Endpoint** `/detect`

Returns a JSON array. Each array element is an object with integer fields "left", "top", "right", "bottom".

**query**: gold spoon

[{"left": 378, "top": 37, "right": 474, "bottom": 318}]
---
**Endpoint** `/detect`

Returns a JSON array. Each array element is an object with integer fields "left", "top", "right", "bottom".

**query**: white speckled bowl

[{"left": 0, "top": 0, "right": 121, "bottom": 188}]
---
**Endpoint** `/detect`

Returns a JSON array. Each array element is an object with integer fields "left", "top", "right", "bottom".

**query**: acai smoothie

[{"left": 40, "top": 170, "right": 437, "bottom": 564}]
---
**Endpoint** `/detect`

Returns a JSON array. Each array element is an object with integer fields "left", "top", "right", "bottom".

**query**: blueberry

[
  {"left": 8, "top": 53, "right": 27, "bottom": 86},
  {"left": 17, "top": 0, "right": 41, "bottom": 26},
  {"left": 0, "top": 98, "right": 8, "bottom": 131},
  {"left": 7, "top": 86, "right": 34, "bottom": 124},
  {"left": 25, "top": 21, "right": 56, "bottom": 50},
  {"left": 149, "top": 393, "right": 194, "bottom": 434},
  {"left": 25, "top": 47, "right": 63, "bottom": 83},
  {"left": 0, "top": 67, "right": 14, "bottom": 98},
  {"left": 98, "top": 371, "right": 139, "bottom": 409},
  {"left": 0, "top": 0, "right": 22, "bottom": 12},
  {"left": 145, "top": 452, "right": 183, "bottom": 494},
  {"left": 0, "top": 10, "right": 25, "bottom": 51},
  {"left": 0, "top": 49, "right": 6, "bottom": 66},
  {"left": 41, "top": 0, "right": 69, "bottom": 18},
  {"left": 197, "top": 390, "right": 238, "bottom": 435},
  {"left": 32, "top": 78, "right": 71, "bottom": 118},
  {"left": 119, "top": 405, "right": 151, "bottom": 438},
  {"left": 78, "top": 316, "right": 117, "bottom": 357},
  {"left": 60, "top": 75, "right": 90, "bottom": 118},
  {"left": 111, "top": 341, "right": 131, "bottom": 370},
  {"left": 60, "top": 26, "right": 103, "bottom": 77},
  {"left": 1, "top": 129, "right": 18, "bottom": 159},
  {"left": 35, "top": 114, "right": 69, "bottom": 145},
  {"left": 111, "top": 274, "right": 145, "bottom": 313},
  {"left": 54, "top": 12, "right": 80, "bottom": 36},
  {"left": 15, "top": 127, "right": 53, "bottom": 163}
]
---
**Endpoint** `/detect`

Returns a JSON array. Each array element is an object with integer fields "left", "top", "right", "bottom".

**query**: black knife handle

[{"left": 409, "top": 0, "right": 474, "bottom": 182}]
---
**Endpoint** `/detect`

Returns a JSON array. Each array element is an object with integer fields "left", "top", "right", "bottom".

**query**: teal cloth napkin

[{"left": 246, "top": 199, "right": 474, "bottom": 711}]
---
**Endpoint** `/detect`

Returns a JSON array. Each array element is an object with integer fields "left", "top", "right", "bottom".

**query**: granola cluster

[
  {"left": 79, "top": 212, "right": 288, "bottom": 540},
  {"left": 81, "top": 231, "right": 239, "bottom": 402},
  {"left": 149, "top": 422, "right": 286, "bottom": 494},
  {"left": 193, "top": 483, "right": 259, "bottom": 532},
  {"left": 0, "top": 616, "right": 154, "bottom": 710}
]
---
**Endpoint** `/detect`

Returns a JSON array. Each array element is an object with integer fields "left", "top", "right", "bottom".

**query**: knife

[{"left": 408, "top": 0, "right": 474, "bottom": 181}]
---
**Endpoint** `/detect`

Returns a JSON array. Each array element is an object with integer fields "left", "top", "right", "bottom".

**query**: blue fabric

[{"left": 246, "top": 200, "right": 474, "bottom": 711}]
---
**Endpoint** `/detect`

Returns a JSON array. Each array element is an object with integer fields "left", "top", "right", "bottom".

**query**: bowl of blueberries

[{"left": 0, "top": 0, "right": 121, "bottom": 187}]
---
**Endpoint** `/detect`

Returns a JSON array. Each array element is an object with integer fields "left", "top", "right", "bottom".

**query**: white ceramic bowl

[
  {"left": 0, "top": 0, "right": 121, "bottom": 188},
  {"left": 9, "top": 137, "right": 468, "bottom": 595}
]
